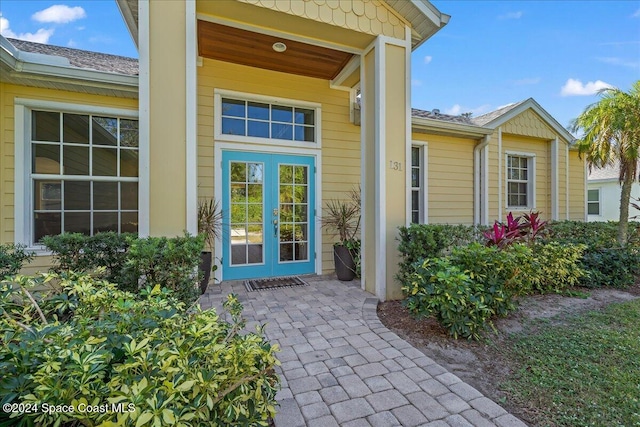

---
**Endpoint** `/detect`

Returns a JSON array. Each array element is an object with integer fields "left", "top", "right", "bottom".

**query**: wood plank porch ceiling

[{"left": 197, "top": 21, "right": 354, "bottom": 80}]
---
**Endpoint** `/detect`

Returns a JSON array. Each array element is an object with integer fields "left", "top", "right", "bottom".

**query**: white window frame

[
  {"left": 505, "top": 151, "right": 536, "bottom": 210},
  {"left": 214, "top": 89, "right": 322, "bottom": 150},
  {"left": 410, "top": 142, "right": 428, "bottom": 224},
  {"left": 587, "top": 188, "right": 601, "bottom": 216},
  {"left": 14, "top": 99, "right": 139, "bottom": 252}
]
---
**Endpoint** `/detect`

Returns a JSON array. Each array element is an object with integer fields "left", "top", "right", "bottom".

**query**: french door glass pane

[
  {"left": 33, "top": 144, "right": 60, "bottom": 174},
  {"left": 34, "top": 212, "right": 61, "bottom": 242},
  {"left": 33, "top": 111, "right": 60, "bottom": 142},
  {"left": 230, "top": 162, "right": 264, "bottom": 265},
  {"left": 279, "top": 164, "right": 308, "bottom": 262},
  {"left": 63, "top": 114, "right": 89, "bottom": 144}
]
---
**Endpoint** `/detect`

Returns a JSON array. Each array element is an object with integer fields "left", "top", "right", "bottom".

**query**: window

[
  {"left": 506, "top": 154, "right": 534, "bottom": 208},
  {"left": 411, "top": 145, "right": 424, "bottom": 223},
  {"left": 588, "top": 189, "right": 600, "bottom": 215},
  {"left": 221, "top": 97, "right": 316, "bottom": 142},
  {"left": 30, "top": 110, "right": 139, "bottom": 244}
]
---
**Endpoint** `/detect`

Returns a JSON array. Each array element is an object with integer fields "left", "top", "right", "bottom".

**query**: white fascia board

[
  {"left": 412, "top": 117, "right": 491, "bottom": 138},
  {"left": 116, "top": 0, "right": 139, "bottom": 48}
]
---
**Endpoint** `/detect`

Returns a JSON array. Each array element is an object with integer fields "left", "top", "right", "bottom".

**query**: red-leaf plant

[{"left": 484, "top": 211, "right": 547, "bottom": 248}]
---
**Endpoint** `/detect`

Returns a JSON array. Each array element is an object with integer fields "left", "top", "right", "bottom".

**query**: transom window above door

[{"left": 220, "top": 96, "right": 317, "bottom": 143}]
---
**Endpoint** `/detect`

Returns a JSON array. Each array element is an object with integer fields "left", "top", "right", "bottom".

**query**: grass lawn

[{"left": 503, "top": 299, "right": 640, "bottom": 427}]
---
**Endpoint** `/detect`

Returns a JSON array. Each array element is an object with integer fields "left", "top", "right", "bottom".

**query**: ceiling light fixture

[{"left": 272, "top": 42, "right": 287, "bottom": 53}]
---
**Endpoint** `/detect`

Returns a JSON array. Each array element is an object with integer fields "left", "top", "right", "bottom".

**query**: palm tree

[{"left": 571, "top": 81, "right": 640, "bottom": 245}]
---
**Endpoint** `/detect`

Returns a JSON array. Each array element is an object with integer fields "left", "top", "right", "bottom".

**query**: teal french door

[{"left": 222, "top": 151, "right": 316, "bottom": 280}]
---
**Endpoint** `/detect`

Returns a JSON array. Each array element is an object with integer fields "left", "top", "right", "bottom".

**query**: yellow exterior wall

[
  {"left": 558, "top": 143, "right": 567, "bottom": 219},
  {"left": 0, "top": 82, "right": 137, "bottom": 272},
  {"left": 148, "top": 0, "right": 188, "bottom": 236},
  {"left": 236, "top": 0, "right": 407, "bottom": 40},
  {"left": 501, "top": 109, "right": 557, "bottom": 140},
  {"left": 502, "top": 134, "right": 550, "bottom": 219},
  {"left": 197, "top": 58, "right": 360, "bottom": 273},
  {"left": 568, "top": 150, "right": 586, "bottom": 220},
  {"left": 383, "top": 43, "right": 407, "bottom": 301},
  {"left": 412, "top": 133, "right": 476, "bottom": 225}
]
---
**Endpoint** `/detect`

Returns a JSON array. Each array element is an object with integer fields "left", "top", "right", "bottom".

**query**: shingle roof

[
  {"left": 411, "top": 108, "right": 475, "bottom": 125},
  {"left": 7, "top": 38, "right": 138, "bottom": 76},
  {"left": 471, "top": 100, "right": 527, "bottom": 126}
]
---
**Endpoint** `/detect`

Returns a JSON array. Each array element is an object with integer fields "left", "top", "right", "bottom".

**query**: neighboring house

[
  {"left": 587, "top": 163, "right": 640, "bottom": 222},
  {"left": 0, "top": 0, "right": 586, "bottom": 301}
]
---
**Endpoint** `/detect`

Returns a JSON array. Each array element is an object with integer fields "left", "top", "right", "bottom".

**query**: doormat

[{"left": 244, "top": 276, "right": 308, "bottom": 292}]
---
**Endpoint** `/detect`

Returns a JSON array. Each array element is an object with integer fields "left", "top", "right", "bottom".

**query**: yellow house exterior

[
  {"left": 410, "top": 99, "right": 585, "bottom": 226},
  {"left": 0, "top": 0, "right": 585, "bottom": 301}
]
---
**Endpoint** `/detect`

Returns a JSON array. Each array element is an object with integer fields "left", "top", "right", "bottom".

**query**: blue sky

[{"left": 1, "top": 1, "right": 638, "bottom": 129}]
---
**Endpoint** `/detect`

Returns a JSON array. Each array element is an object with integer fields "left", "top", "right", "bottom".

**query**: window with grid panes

[
  {"left": 221, "top": 98, "right": 316, "bottom": 142},
  {"left": 587, "top": 189, "right": 600, "bottom": 215},
  {"left": 507, "top": 155, "right": 531, "bottom": 208},
  {"left": 30, "top": 110, "right": 138, "bottom": 244},
  {"left": 411, "top": 146, "right": 422, "bottom": 223}
]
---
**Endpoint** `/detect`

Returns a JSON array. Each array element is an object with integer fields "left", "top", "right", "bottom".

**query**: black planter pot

[
  {"left": 199, "top": 251, "right": 213, "bottom": 294},
  {"left": 334, "top": 245, "right": 356, "bottom": 281}
]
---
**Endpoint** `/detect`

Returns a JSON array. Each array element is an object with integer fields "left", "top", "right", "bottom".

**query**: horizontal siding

[
  {"left": 568, "top": 150, "right": 586, "bottom": 220},
  {"left": 197, "top": 59, "right": 360, "bottom": 274},
  {"left": 413, "top": 133, "right": 475, "bottom": 225}
]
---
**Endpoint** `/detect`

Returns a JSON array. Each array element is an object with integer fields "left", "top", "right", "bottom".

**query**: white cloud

[
  {"left": 67, "top": 39, "right": 77, "bottom": 47},
  {"left": 560, "top": 78, "right": 614, "bottom": 96},
  {"left": 513, "top": 77, "right": 541, "bottom": 85},
  {"left": 411, "top": 79, "right": 423, "bottom": 87},
  {"left": 423, "top": 55, "right": 432, "bottom": 64},
  {"left": 0, "top": 14, "right": 54, "bottom": 43},
  {"left": 32, "top": 5, "right": 86, "bottom": 24},
  {"left": 444, "top": 104, "right": 491, "bottom": 116},
  {"left": 597, "top": 57, "right": 640, "bottom": 69},
  {"left": 498, "top": 11, "right": 523, "bottom": 20}
]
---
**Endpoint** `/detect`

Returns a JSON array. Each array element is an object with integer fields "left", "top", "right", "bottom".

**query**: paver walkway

[{"left": 200, "top": 277, "right": 528, "bottom": 427}]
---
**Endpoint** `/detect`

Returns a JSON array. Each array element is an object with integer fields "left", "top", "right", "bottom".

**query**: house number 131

[{"left": 389, "top": 161, "right": 403, "bottom": 171}]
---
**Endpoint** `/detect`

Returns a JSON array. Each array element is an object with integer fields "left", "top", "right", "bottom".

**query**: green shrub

[
  {"left": 43, "top": 233, "right": 204, "bottom": 305},
  {"left": 397, "top": 224, "right": 484, "bottom": 283},
  {"left": 42, "top": 232, "right": 133, "bottom": 283},
  {"left": 0, "top": 272, "right": 279, "bottom": 427},
  {"left": 448, "top": 243, "right": 533, "bottom": 297},
  {"left": 579, "top": 248, "right": 640, "bottom": 288},
  {"left": 544, "top": 221, "right": 640, "bottom": 288},
  {"left": 120, "top": 234, "right": 204, "bottom": 305},
  {"left": 528, "top": 242, "right": 586, "bottom": 294},
  {"left": 0, "top": 244, "right": 34, "bottom": 278},
  {"left": 402, "top": 258, "right": 516, "bottom": 340}
]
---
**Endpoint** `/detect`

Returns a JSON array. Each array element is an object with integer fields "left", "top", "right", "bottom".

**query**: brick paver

[{"left": 201, "top": 277, "right": 528, "bottom": 426}]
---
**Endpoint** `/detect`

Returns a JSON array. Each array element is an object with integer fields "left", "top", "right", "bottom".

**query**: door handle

[{"left": 273, "top": 219, "right": 278, "bottom": 237}]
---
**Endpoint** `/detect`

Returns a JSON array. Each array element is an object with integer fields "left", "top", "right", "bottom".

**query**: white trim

[
  {"left": 213, "top": 142, "right": 322, "bottom": 283},
  {"left": 213, "top": 89, "right": 322, "bottom": 150},
  {"left": 330, "top": 56, "right": 360, "bottom": 89},
  {"left": 404, "top": 26, "right": 412, "bottom": 227},
  {"left": 505, "top": 151, "right": 537, "bottom": 211},
  {"left": 584, "top": 160, "right": 589, "bottom": 221},
  {"left": 13, "top": 99, "right": 138, "bottom": 118},
  {"left": 483, "top": 143, "right": 489, "bottom": 224},
  {"left": 185, "top": 0, "right": 198, "bottom": 235},
  {"left": 13, "top": 105, "right": 27, "bottom": 247},
  {"left": 359, "top": 52, "right": 366, "bottom": 292},
  {"left": 410, "top": 142, "right": 428, "bottom": 224},
  {"left": 196, "top": 13, "right": 363, "bottom": 55},
  {"left": 374, "top": 36, "right": 386, "bottom": 301},
  {"left": 551, "top": 137, "right": 559, "bottom": 220},
  {"left": 498, "top": 127, "right": 502, "bottom": 218},
  {"left": 587, "top": 187, "right": 602, "bottom": 217},
  {"left": 138, "top": 0, "right": 150, "bottom": 237},
  {"left": 473, "top": 135, "right": 490, "bottom": 225},
  {"left": 566, "top": 144, "right": 570, "bottom": 220}
]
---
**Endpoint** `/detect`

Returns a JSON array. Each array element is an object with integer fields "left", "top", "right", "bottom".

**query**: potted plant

[
  {"left": 198, "top": 198, "right": 222, "bottom": 293},
  {"left": 322, "top": 187, "right": 361, "bottom": 281}
]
